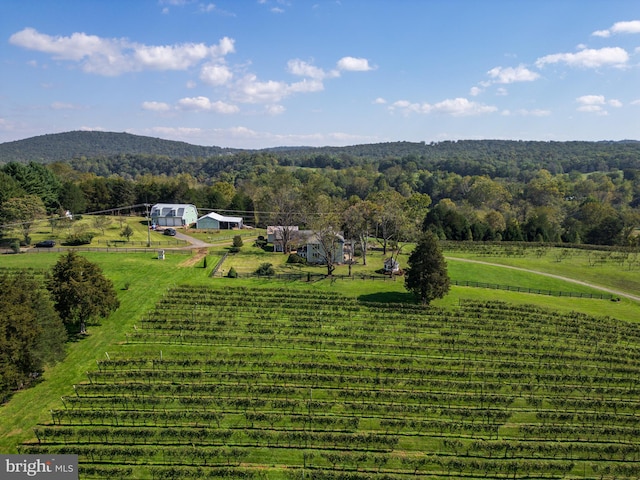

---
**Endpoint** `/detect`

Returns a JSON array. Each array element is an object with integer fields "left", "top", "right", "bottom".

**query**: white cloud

[
  {"left": 200, "top": 3, "right": 217, "bottom": 13},
  {"left": 234, "top": 74, "right": 289, "bottom": 103},
  {"left": 177, "top": 96, "right": 239, "bottom": 113},
  {"left": 432, "top": 98, "right": 498, "bottom": 116},
  {"left": 631, "top": 99, "right": 640, "bottom": 106},
  {"left": 612, "top": 20, "right": 640, "bottom": 34},
  {"left": 469, "top": 86, "right": 482, "bottom": 97},
  {"left": 517, "top": 109, "right": 551, "bottom": 117},
  {"left": 287, "top": 59, "right": 331, "bottom": 80},
  {"left": 576, "top": 94, "right": 622, "bottom": 115},
  {"left": 535, "top": 47, "right": 629, "bottom": 69},
  {"left": 487, "top": 65, "right": 540, "bottom": 84},
  {"left": 389, "top": 97, "right": 497, "bottom": 116},
  {"left": 51, "top": 101, "right": 83, "bottom": 110},
  {"left": 142, "top": 101, "right": 172, "bottom": 112},
  {"left": 200, "top": 63, "right": 233, "bottom": 85},
  {"left": 593, "top": 20, "right": 640, "bottom": 37},
  {"left": 266, "top": 104, "right": 285, "bottom": 115},
  {"left": 233, "top": 73, "right": 325, "bottom": 104},
  {"left": 577, "top": 95, "right": 606, "bottom": 105},
  {"left": 9, "top": 27, "right": 235, "bottom": 76},
  {"left": 337, "top": 56, "right": 373, "bottom": 71},
  {"left": 288, "top": 79, "right": 324, "bottom": 93},
  {"left": 134, "top": 43, "right": 207, "bottom": 70},
  {"left": 373, "top": 97, "right": 387, "bottom": 104}
]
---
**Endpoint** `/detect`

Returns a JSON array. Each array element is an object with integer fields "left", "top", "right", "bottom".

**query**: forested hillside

[
  {"left": 2, "top": 132, "right": 640, "bottom": 178},
  {"left": 1, "top": 131, "right": 639, "bottom": 248},
  {"left": 0, "top": 131, "right": 237, "bottom": 163}
]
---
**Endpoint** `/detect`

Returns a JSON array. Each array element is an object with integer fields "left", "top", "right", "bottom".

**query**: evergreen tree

[
  {"left": 0, "top": 273, "right": 66, "bottom": 400},
  {"left": 404, "top": 232, "right": 450, "bottom": 305},
  {"left": 46, "top": 251, "right": 120, "bottom": 334}
]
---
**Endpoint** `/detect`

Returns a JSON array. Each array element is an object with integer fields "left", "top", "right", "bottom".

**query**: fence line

[
  {"left": 210, "top": 252, "right": 229, "bottom": 277},
  {"left": 451, "top": 279, "right": 614, "bottom": 300},
  {"left": 20, "top": 247, "right": 192, "bottom": 255},
  {"left": 212, "top": 271, "right": 614, "bottom": 299}
]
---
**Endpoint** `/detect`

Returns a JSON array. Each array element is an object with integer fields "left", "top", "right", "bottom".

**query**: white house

[
  {"left": 150, "top": 203, "right": 198, "bottom": 227},
  {"left": 267, "top": 226, "right": 299, "bottom": 252},
  {"left": 298, "top": 231, "right": 345, "bottom": 264},
  {"left": 196, "top": 211, "right": 243, "bottom": 230}
]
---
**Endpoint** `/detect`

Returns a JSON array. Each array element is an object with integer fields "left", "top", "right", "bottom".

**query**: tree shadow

[{"left": 358, "top": 291, "right": 417, "bottom": 304}]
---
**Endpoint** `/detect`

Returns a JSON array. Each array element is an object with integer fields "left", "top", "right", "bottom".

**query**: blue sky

[{"left": 1, "top": 0, "right": 639, "bottom": 148}]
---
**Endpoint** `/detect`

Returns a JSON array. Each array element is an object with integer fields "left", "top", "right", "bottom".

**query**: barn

[
  {"left": 196, "top": 211, "right": 244, "bottom": 230},
  {"left": 150, "top": 203, "right": 198, "bottom": 227}
]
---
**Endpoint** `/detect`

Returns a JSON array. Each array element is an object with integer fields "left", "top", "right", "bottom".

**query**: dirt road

[{"left": 446, "top": 256, "right": 640, "bottom": 303}]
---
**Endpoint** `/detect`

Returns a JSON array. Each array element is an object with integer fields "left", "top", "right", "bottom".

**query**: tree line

[
  {"left": 1, "top": 141, "right": 639, "bottom": 249},
  {"left": 0, "top": 252, "right": 119, "bottom": 403}
]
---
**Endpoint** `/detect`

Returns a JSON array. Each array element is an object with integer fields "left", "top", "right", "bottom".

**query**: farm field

[
  {"left": 443, "top": 243, "right": 640, "bottom": 299},
  {"left": 1, "top": 245, "right": 639, "bottom": 480},
  {"left": 16, "top": 285, "right": 640, "bottom": 479}
]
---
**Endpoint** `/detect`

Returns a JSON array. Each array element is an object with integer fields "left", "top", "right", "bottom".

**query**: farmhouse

[
  {"left": 150, "top": 203, "right": 198, "bottom": 227},
  {"left": 298, "top": 231, "right": 345, "bottom": 264},
  {"left": 196, "top": 211, "right": 244, "bottom": 230},
  {"left": 267, "top": 226, "right": 299, "bottom": 252}
]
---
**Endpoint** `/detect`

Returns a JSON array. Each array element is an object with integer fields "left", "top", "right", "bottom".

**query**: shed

[
  {"left": 383, "top": 257, "right": 400, "bottom": 274},
  {"left": 150, "top": 203, "right": 198, "bottom": 227},
  {"left": 196, "top": 211, "right": 244, "bottom": 230}
]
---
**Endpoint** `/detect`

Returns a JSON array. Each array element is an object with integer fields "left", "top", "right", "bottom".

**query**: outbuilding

[
  {"left": 150, "top": 203, "right": 198, "bottom": 227},
  {"left": 196, "top": 211, "right": 244, "bottom": 230}
]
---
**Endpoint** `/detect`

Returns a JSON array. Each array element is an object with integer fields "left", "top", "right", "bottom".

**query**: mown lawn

[{"left": 444, "top": 244, "right": 640, "bottom": 296}]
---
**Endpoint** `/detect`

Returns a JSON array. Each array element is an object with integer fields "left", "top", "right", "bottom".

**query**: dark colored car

[
  {"left": 164, "top": 228, "right": 177, "bottom": 236},
  {"left": 35, "top": 240, "right": 56, "bottom": 248}
]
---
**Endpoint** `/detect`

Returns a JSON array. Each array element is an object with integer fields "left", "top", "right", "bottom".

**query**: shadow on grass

[{"left": 358, "top": 291, "right": 417, "bottom": 304}]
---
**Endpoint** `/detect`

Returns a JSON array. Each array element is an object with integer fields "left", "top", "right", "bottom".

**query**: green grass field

[{"left": 1, "top": 242, "right": 639, "bottom": 477}]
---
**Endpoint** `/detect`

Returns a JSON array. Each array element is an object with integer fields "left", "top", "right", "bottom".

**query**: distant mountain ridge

[
  {"left": 1, "top": 131, "right": 640, "bottom": 171},
  {"left": 0, "top": 131, "right": 239, "bottom": 163}
]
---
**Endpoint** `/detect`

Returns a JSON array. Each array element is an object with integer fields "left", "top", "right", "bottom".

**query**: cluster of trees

[
  {"left": 0, "top": 252, "right": 119, "bottom": 402},
  {"left": 1, "top": 139, "right": 639, "bottom": 249}
]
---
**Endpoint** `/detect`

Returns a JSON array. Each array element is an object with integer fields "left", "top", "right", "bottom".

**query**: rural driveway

[
  {"left": 446, "top": 256, "right": 640, "bottom": 303},
  {"left": 173, "top": 230, "right": 211, "bottom": 248}
]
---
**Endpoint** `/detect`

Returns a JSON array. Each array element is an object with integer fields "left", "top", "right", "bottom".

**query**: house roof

[
  {"left": 267, "top": 226, "right": 299, "bottom": 235},
  {"left": 303, "top": 231, "right": 345, "bottom": 244},
  {"left": 151, "top": 203, "right": 196, "bottom": 208},
  {"left": 150, "top": 203, "right": 197, "bottom": 216},
  {"left": 198, "top": 211, "right": 243, "bottom": 223}
]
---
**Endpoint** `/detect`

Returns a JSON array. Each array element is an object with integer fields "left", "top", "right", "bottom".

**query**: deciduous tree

[
  {"left": 0, "top": 195, "right": 47, "bottom": 244},
  {"left": 46, "top": 251, "right": 120, "bottom": 334}
]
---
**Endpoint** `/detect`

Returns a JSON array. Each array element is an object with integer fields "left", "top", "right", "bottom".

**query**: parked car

[
  {"left": 35, "top": 240, "right": 56, "bottom": 248},
  {"left": 164, "top": 228, "right": 177, "bottom": 236}
]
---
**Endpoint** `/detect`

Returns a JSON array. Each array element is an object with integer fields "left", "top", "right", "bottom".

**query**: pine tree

[
  {"left": 404, "top": 232, "right": 450, "bottom": 305},
  {"left": 0, "top": 272, "right": 66, "bottom": 399}
]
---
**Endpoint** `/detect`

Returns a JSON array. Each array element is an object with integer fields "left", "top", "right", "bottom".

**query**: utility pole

[{"left": 145, "top": 203, "right": 151, "bottom": 247}]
